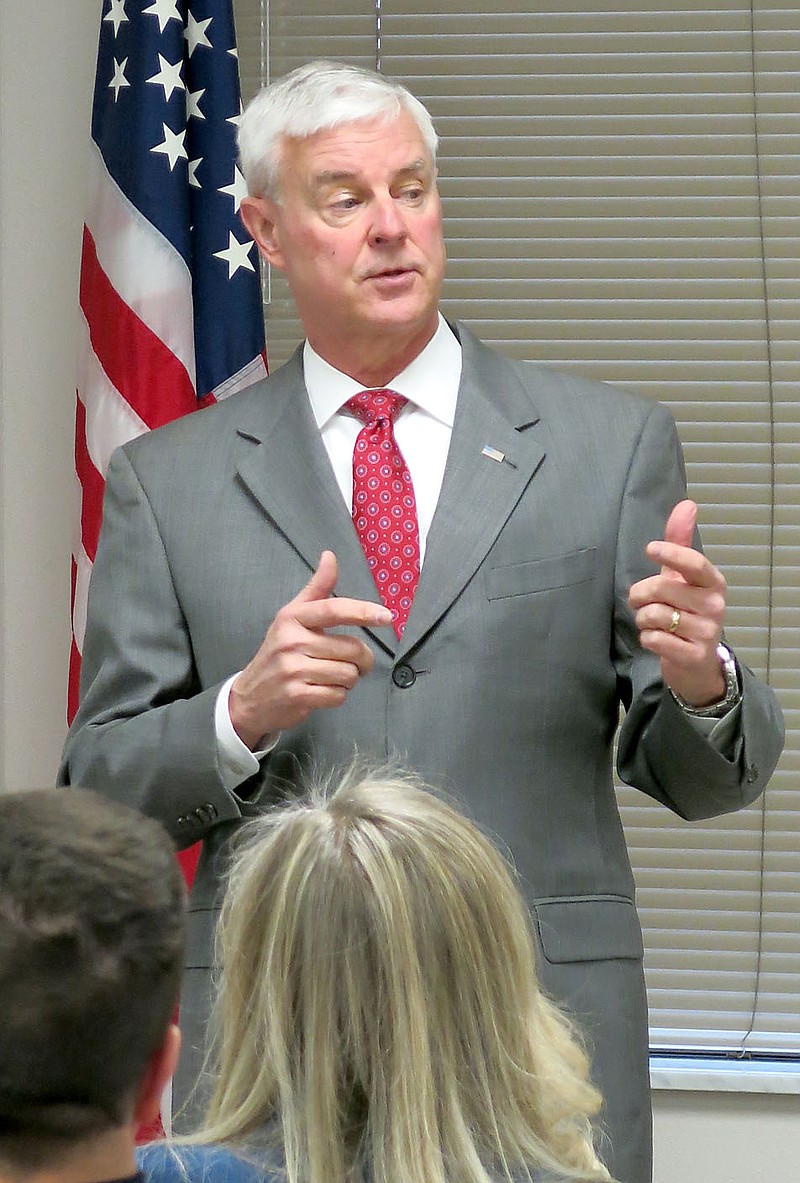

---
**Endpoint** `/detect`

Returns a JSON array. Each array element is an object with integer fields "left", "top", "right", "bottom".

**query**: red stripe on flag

[
  {"left": 74, "top": 395, "right": 106, "bottom": 563},
  {"left": 68, "top": 559, "right": 81, "bottom": 725},
  {"left": 80, "top": 226, "right": 196, "bottom": 429},
  {"left": 67, "top": 636, "right": 82, "bottom": 726},
  {"left": 178, "top": 843, "right": 201, "bottom": 890},
  {"left": 136, "top": 1115, "right": 165, "bottom": 1144}
]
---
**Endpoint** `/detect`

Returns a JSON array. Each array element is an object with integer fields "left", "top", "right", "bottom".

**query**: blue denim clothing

[{"left": 137, "top": 1143, "right": 275, "bottom": 1183}]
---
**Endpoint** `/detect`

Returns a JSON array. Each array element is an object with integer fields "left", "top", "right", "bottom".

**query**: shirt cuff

[{"left": 214, "top": 673, "right": 278, "bottom": 791}]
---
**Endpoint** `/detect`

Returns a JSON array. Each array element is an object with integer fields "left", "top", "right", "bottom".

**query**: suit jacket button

[
  {"left": 746, "top": 763, "right": 759, "bottom": 784},
  {"left": 392, "top": 663, "right": 416, "bottom": 689}
]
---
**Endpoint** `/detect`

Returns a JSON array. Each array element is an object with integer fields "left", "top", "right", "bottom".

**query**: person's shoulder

[
  {"left": 457, "top": 320, "right": 667, "bottom": 426},
  {"left": 122, "top": 348, "right": 303, "bottom": 460},
  {"left": 513, "top": 354, "right": 657, "bottom": 421},
  {"left": 137, "top": 1141, "right": 274, "bottom": 1183}
]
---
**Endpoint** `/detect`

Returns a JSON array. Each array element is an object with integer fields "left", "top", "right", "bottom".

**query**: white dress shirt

[
  {"left": 305, "top": 314, "right": 461, "bottom": 558},
  {"left": 215, "top": 316, "right": 462, "bottom": 786}
]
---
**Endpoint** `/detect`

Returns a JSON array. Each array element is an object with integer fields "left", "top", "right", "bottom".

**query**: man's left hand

[{"left": 628, "top": 499, "right": 727, "bottom": 707}]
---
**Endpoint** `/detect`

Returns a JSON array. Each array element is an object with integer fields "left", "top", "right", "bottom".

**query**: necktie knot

[{"left": 345, "top": 389, "right": 407, "bottom": 428}]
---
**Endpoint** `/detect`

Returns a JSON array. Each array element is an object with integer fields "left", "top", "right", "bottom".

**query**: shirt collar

[{"left": 303, "top": 313, "right": 462, "bottom": 430}]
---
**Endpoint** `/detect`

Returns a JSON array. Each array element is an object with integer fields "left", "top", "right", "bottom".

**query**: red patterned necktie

[{"left": 345, "top": 389, "right": 421, "bottom": 638}]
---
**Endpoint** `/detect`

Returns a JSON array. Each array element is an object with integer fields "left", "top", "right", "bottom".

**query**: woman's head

[{"left": 202, "top": 767, "right": 610, "bottom": 1183}]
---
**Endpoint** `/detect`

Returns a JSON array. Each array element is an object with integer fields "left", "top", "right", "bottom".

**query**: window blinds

[{"left": 233, "top": 0, "right": 799, "bottom": 1056}]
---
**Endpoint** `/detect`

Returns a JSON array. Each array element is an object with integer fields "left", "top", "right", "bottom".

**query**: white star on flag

[
  {"left": 103, "top": 0, "right": 129, "bottom": 37},
  {"left": 218, "top": 166, "right": 248, "bottom": 212},
  {"left": 214, "top": 232, "right": 256, "bottom": 278},
  {"left": 189, "top": 158, "right": 203, "bottom": 188},
  {"left": 187, "top": 87, "right": 206, "bottom": 120},
  {"left": 186, "top": 11, "right": 213, "bottom": 56},
  {"left": 146, "top": 54, "right": 185, "bottom": 103},
  {"left": 142, "top": 0, "right": 181, "bottom": 35},
  {"left": 151, "top": 122, "right": 187, "bottom": 171},
  {"left": 226, "top": 101, "right": 243, "bottom": 130},
  {"left": 109, "top": 57, "right": 130, "bottom": 103}
]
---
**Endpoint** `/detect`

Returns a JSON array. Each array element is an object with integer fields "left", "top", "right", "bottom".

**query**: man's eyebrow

[
  {"left": 311, "top": 160, "right": 431, "bottom": 187},
  {"left": 312, "top": 169, "right": 359, "bottom": 186}
]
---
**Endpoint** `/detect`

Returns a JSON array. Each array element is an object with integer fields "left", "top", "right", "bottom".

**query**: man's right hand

[{"left": 229, "top": 550, "right": 392, "bottom": 750}]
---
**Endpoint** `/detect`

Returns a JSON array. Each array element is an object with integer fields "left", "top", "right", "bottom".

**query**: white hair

[{"left": 237, "top": 60, "right": 439, "bottom": 200}]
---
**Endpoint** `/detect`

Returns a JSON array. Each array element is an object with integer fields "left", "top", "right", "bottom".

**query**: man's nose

[{"left": 368, "top": 194, "right": 407, "bottom": 244}]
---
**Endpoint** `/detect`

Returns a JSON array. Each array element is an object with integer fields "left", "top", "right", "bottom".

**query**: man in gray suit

[{"left": 60, "top": 61, "right": 784, "bottom": 1183}]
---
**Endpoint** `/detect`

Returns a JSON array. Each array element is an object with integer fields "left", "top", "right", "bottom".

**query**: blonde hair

[{"left": 193, "top": 767, "right": 611, "bottom": 1183}]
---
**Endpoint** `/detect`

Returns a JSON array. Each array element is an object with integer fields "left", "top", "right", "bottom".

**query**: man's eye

[{"left": 330, "top": 195, "right": 360, "bottom": 211}]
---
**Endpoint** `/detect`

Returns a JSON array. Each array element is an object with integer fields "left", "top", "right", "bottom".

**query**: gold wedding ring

[{"left": 669, "top": 609, "right": 681, "bottom": 634}]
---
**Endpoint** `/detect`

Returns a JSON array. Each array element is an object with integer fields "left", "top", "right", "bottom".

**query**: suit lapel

[
  {"left": 400, "top": 325, "right": 546, "bottom": 651},
  {"left": 233, "top": 349, "right": 398, "bottom": 653},
  {"left": 231, "top": 329, "right": 547, "bottom": 657}
]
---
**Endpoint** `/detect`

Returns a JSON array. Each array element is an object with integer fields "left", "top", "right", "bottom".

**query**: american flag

[{"left": 70, "top": 0, "right": 267, "bottom": 724}]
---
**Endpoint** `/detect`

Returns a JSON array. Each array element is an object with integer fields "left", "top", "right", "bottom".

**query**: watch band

[{"left": 670, "top": 643, "right": 742, "bottom": 718}]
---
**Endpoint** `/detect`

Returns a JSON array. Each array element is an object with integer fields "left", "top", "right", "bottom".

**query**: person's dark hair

[{"left": 0, "top": 787, "right": 186, "bottom": 1171}]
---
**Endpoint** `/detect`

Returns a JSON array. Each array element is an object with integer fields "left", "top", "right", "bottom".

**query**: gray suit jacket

[{"left": 60, "top": 324, "right": 784, "bottom": 1183}]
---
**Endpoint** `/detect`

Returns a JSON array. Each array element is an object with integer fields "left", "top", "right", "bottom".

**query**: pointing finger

[
  {"left": 296, "top": 595, "right": 393, "bottom": 632},
  {"left": 635, "top": 548, "right": 726, "bottom": 596}
]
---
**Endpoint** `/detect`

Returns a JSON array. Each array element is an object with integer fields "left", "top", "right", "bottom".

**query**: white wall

[
  {"left": 0, "top": 2, "right": 797, "bottom": 1178},
  {"left": 0, "top": 0, "right": 98, "bottom": 788},
  {"left": 653, "top": 1090, "right": 800, "bottom": 1183}
]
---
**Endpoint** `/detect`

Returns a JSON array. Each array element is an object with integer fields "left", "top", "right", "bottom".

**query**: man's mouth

[{"left": 364, "top": 265, "right": 417, "bottom": 280}]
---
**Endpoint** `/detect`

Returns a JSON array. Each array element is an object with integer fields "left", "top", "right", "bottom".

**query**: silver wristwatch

[{"left": 670, "top": 643, "right": 742, "bottom": 718}]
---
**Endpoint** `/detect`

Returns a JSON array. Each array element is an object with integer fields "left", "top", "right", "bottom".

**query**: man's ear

[
  {"left": 240, "top": 196, "right": 285, "bottom": 270},
  {"left": 133, "top": 1023, "right": 182, "bottom": 1129}
]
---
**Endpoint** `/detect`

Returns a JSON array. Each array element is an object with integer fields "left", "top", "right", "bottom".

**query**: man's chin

[{"left": 360, "top": 293, "right": 439, "bottom": 335}]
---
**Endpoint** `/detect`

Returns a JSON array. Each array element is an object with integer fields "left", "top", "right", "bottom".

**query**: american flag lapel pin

[{"left": 482, "top": 444, "right": 517, "bottom": 468}]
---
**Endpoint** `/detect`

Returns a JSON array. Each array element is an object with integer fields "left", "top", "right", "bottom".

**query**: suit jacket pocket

[
  {"left": 487, "top": 547, "right": 597, "bottom": 600},
  {"left": 533, "top": 896, "right": 643, "bottom": 964}
]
